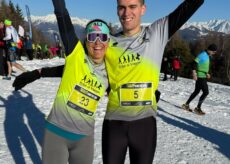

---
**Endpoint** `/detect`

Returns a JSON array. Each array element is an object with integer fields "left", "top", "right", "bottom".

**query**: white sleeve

[{"left": 3, "top": 27, "right": 12, "bottom": 41}]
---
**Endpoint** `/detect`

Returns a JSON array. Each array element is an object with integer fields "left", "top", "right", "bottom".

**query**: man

[
  {"left": 162, "top": 56, "right": 170, "bottom": 81},
  {"left": 3, "top": 19, "right": 27, "bottom": 80},
  {"left": 0, "top": 21, "right": 7, "bottom": 79},
  {"left": 102, "top": 0, "right": 204, "bottom": 164},
  {"left": 182, "top": 43, "right": 217, "bottom": 115},
  {"left": 171, "top": 55, "right": 181, "bottom": 81}
]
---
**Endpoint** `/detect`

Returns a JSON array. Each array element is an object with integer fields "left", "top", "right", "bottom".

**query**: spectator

[
  {"left": 3, "top": 19, "right": 27, "bottom": 80},
  {"left": 161, "top": 56, "right": 170, "bottom": 81},
  {"left": 171, "top": 56, "right": 181, "bottom": 80},
  {"left": 24, "top": 35, "right": 33, "bottom": 60},
  {"left": 16, "top": 36, "right": 24, "bottom": 60},
  {"left": 0, "top": 21, "right": 7, "bottom": 79}
]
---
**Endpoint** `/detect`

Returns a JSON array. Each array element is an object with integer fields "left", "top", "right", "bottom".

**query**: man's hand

[
  {"left": 12, "top": 70, "right": 41, "bottom": 91},
  {"left": 206, "top": 73, "right": 211, "bottom": 79},
  {"left": 192, "top": 70, "right": 197, "bottom": 81}
]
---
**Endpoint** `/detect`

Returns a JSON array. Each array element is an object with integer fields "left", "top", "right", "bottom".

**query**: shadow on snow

[
  {"left": 0, "top": 90, "right": 45, "bottom": 164},
  {"left": 158, "top": 106, "right": 230, "bottom": 160}
]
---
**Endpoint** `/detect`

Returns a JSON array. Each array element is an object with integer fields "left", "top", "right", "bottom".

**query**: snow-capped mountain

[
  {"left": 31, "top": 14, "right": 89, "bottom": 41},
  {"left": 30, "top": 14, "right": 230, "bottom": 42},
  {"left": 181, "top": 20, "right": 230, "bottom": 35},
  {"left": 179, "top": 19, "right": 230, "bottom": 40}
]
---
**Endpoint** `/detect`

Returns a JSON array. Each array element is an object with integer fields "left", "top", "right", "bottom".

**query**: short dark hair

[
  {"left": 117, "top": 0, "right": 145, "bottom": 5},
  {"left": 207, "top": 43, "right": 217, "bottom": 52}
]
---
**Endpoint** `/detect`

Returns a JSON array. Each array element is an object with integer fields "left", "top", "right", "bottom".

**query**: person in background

[
  {"left": 16, "top": 36, "right": 23, "bottom": 60},
  {"left": 182, "top": 43, "right": 217, "bottom": 115},
  {"left": 24, "top": 35, "right": 33, "bottom": 60},
  {"left": 3, "top": 19, "right": 27, "bottom": 80},
  {"left": 56, "top": 42, "right": 63, "bottom": 58},
  {"left": 162, "top": 56, "right": 170, "bottom": 81},
  {"left": 0, "top": 21, "right": 7, "bottom": 79},
  {"left": 171, "top": 55, "right": 181, "bottom": 81},
  {"left": 34, "top": 43, "right": 43, "bottom": 59},
  {"left": 49, "top": 45, "right": 59, "bottom": 58},
  {"left": 41, "top": 44, "right": 49, "bottom": 59}
]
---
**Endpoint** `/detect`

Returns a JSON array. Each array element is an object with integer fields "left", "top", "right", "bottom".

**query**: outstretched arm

[
  {"left": 40, "top": 65, "right": 64, "bottom": 77},
  {"left": 168, "top": 0, "right": 204, "bottom": 38},
  {"left": 52, "top": 0, "right": 79, "bottom": 55},
  {"left": 12, "top": 65, "right": 65, "bottom": 91}
]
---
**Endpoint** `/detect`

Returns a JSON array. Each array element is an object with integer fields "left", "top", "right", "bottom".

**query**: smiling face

[
  {"left": 85, "top": 20, "right": 110, "bottom": 64},
  {"left": 86, "top": 38, "right": 109, "bottom": 64},
  {"left": 117, "top": 0, "right": 146, "bottom": 36}
]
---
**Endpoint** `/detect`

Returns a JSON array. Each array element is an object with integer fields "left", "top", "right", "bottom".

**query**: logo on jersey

[
  {"left": 80, "top": 75, "right": 103, "bottom": 93},
  {"left": 118, "top": 52, "right": 141, "bottom": 68}
]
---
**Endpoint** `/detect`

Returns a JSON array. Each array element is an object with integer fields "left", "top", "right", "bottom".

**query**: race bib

[
  {"left": 67, "top": 85, "right": 101, "bottom": 116},
  {"left": 120, "top": 82, "right": 153, "bottom": 106}
]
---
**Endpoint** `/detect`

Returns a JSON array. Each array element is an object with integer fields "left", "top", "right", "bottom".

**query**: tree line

[
  {"left": 0, "top": 0, "right": 51, "bottom": 45},
  {"left": 1, "top": 0, "right": 230, "bottom": 86},
  {"left": 164, "top": 31, "right": 230, "bottom": 86}
]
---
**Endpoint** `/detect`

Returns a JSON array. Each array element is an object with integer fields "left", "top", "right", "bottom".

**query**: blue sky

[{"left": 9, "top": 0, "right": 230, "bottom": 23}]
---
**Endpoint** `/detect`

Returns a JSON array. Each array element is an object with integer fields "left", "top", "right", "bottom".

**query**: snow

[
  {"left": 181, "top": 20, "right": 230, "bottom": 34},
  {"left": 0, "top": 58, "right": 229, "bottom": 164}
]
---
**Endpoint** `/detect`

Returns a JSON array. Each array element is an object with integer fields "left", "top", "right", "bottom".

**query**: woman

[{"left": 13, "top": 0, "right": 110, "bottom": 163}]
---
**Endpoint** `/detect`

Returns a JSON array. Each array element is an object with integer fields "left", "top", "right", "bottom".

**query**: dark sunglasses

[{"left": 87, "top": 33, "right": 109, "bottom": 43}]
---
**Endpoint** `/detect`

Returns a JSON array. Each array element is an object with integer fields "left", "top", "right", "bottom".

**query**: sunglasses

[{"left": 87, "top": 33, "right": 109, "bottom": 43}]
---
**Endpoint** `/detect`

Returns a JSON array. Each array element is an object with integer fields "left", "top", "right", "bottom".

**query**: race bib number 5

[
  {"left": 67, "top": 85, "right": 100, "bottom": 116},
  {"left": 120, "top": 82, "right": 153, "bottom": 106}
]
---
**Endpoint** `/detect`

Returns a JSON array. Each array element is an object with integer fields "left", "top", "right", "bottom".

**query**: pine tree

[{"left": 0, "top": 0, "right": 8, "bottom": 20}]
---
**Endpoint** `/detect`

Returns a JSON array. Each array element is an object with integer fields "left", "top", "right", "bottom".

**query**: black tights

[
  {"left": 186, "top": 78, "right": 209, "bottom": 108},
  {"left": 102, "top": 117, "right": 157, "bottom": 164}
]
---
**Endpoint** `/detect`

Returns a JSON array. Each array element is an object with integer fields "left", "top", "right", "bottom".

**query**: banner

[
  {"left": 53, "top": 32, "right": 60, "bottom": 45},
  {"left": 18, "top": 25, "right": 25, "bottom": 37},
  {"left": 25, "top": 5, "right": 32, "bottom": 39}
]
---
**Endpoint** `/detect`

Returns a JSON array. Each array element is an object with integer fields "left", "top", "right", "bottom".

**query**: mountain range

[{"left": 30, "top": 14, "right": 230, "bottom": 42}]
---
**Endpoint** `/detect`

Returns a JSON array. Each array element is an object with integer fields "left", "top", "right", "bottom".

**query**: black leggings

[
  {"left": 186, "top": 78, "right": 209, "bottom": 108},
  {"left": 0, "top": 51, "right": 5, "bottom": 75},
  {"left": 102, "top": 117, "right": 157, "bottom": 164}
]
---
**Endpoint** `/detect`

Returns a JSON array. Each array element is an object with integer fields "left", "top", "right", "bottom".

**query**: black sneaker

[
  {"left": 194, "top": 107, "right": 205, "bottom": 115},
  {"left": 3, "top": 76, "right": 11, "bottom": 80},
  {"left": 182, "top": 104, "right": 192, "bottom": 112}
]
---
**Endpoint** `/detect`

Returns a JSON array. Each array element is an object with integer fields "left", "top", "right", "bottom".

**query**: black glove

[
  {"left": 155, "top": 90, "right": 161, "bottom": 103},
  {"left": 13, "top": 70, "right": 41, "bottom": 91}
]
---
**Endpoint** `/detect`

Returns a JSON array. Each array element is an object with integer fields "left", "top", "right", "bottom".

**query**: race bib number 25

[
  {"left": 67, "top": 85, "right": 101, "bottom": 116},
  {"left": 120, "top": 82, "right": 153, "bottom": 106}
]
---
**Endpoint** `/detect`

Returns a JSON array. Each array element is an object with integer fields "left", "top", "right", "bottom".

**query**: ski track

[{"left": 0, "top": 58, "right": 229, "bottom": 164}]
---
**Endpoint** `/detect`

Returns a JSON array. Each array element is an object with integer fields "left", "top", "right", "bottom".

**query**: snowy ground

[{"left": 0, "top": 58, "right": 229, "bottom": 164}]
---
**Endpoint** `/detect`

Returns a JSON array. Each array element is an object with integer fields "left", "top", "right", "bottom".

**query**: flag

[
  {"left": 18, "top": 25, "right": 25, "bottom": 37},
  {"left": 25, "top": 5, "right": 32, "bottom": 39}
]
